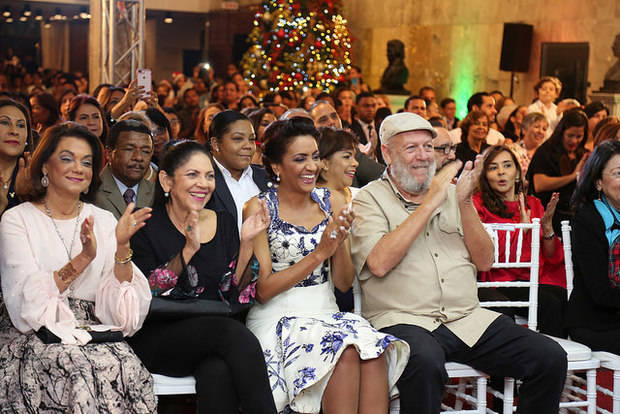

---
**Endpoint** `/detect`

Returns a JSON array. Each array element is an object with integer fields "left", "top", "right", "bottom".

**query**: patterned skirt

[
  {"left": 0, "top": 297, "right": 157, "bottom": 413},
  {"left": 246, "top": 282, "right": 410, "bottom": 414}
]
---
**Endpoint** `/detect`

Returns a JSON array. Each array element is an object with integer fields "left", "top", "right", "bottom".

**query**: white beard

[{"left": 390, "top": 157, "right": 436, "bottom": 194}]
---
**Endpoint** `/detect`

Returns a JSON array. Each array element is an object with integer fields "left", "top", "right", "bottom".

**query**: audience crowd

[{"left": 1, "top": 54, "right": 619, "bottom": 414}]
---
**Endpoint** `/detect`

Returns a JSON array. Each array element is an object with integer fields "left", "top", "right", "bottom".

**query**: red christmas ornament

[
  {"left": 294, "top": 72, "right": 303, "bottom": 80},
  {"left": 276, "top": 28, "right": 285, "bottom": 38},
  {"left": 314, "top": 40, "right": 323, "bottom": 48}
]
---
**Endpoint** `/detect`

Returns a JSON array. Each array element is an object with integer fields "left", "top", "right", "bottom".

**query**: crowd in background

[{"left": 0, "top": 52, "right": 620, "bottom": 414}]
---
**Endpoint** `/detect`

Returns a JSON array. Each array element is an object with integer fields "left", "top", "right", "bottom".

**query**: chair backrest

[
  {"left": 560, "top": 220, "right": 574, "bottom": 298},
  {"left": 478, "top": 218, "right": 541, "bottom": 331}
]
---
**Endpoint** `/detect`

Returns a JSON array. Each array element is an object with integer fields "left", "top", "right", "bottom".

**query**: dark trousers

[
  {"left": 128, "top": 316, "right": 276, "bottom": 414},
  {"left": 382, "top": 315, "right": 567, "bottom": 414},
  {"left": 570, "top": 326, "right": 620, "bottom": 355},
  {"left": 478, "top": 284, "right": 568, "bottom": 338}
]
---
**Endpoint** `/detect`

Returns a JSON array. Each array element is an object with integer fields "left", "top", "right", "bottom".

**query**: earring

[
  {"left": 276, "top": 172, "right": 280, "bottom": 183},
  {"left": 41, "top": 173, "right": 49, "bottom": 188},
  {"left": 164, "top": 191, "right": 169, "bottom": 197},
  {"left": 82, "top": 187, "right": 89, "bottom": 195}
]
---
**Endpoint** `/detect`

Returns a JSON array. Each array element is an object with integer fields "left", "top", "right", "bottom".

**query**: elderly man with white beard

[{"left": 351, "top": 112, "right": 567, "bottom": 414}]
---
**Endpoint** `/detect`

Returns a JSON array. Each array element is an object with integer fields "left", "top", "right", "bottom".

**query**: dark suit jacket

[
  {"left": 350, "top": 119, "right": 369, "bottom": 145},
  {"left": 94, "top": 166, "right": 155, "bottom": 220},
  {"left": 353, "top": 150, "right": 385, "bottom": 188},
  {"left": 206, "top": 163, "right": 270, "bottom": 224},
  {"left": 566, "top": 203, "right": 620, "bottom": 332}
]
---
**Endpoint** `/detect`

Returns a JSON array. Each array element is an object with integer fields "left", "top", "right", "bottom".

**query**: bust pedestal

[{"left": 589, "top": 92, "right": 620, "bottom": 118}]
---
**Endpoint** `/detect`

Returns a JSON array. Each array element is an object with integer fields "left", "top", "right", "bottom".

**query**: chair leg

[
  {"left": 503, "top": 377, "right": 515, "bottom": 414},
  {"left": 454, "top": 378, "right": 466, "bottom": 410},
  {"left": 476, "top": 376, "right": 487, "bottom": 414},
  {"left": 587, "top": 369, "right": 597, "bottom": 414},
  {"left": 614, "top": 369, "right": 620, "bottom": 414}
]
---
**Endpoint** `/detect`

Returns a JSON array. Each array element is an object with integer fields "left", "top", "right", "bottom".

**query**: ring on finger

[
  {"left": 131, "top": 220, "right": 137, "bottom": 227},
  {"left": 186, "top": 225, "right": 192, "bottom": 232},
  {"left": 329, "top": 230, "right": 338, "bottom": 239}
]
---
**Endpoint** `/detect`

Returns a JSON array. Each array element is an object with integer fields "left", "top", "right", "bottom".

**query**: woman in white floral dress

[{"left": 244, "top": 118, "right": 409, "bottom": 414}]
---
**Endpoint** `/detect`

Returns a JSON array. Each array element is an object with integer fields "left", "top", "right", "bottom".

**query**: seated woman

[
  {"left": 129, "top": 141, "right": 277, "bottom": 414},
  {"left": 455, "top": 110, "right": 491, "bottom": 169},
  {"left": 244, "top": 118, "right": 409, "bottom": 414},
  {"left": 317, "top": 127, "right": 360, "bottom": 312},
  {"left": 207, "top": 110, "right": 269, "bottom": 232},
  {"left": 473, "top": 145, "right": 567, "bottom": 338},
  {"left": 0, "top": 99, "right": 32, "bottom": 216},
  {"left": 526, "top": 109, "right": 589, "bottom": 235},
  {"left": 508, "top": 112, "right": 548, "bottom": 176},
  {"left": 566, "top": 140, "right": 620, "bottom": 353},
  {"left": 0, "top": 123, "right": 155, "bottom": 412},
  {"left": 68, "top": 94, "right": 109, "bottom": 146}
]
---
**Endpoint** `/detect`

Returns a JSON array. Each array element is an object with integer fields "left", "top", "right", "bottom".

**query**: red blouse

[{"left": 473, "top": 192, "right": 566, "bottom": 288}]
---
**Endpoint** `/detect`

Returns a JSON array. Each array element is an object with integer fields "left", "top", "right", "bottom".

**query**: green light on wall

[{"left": 450, "top": 31, "right": 475, "bottom": 120}]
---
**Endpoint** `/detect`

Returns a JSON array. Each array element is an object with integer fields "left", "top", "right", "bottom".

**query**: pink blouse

[{"left": 0, "top": 202, "right": 151, "bottom": 345}]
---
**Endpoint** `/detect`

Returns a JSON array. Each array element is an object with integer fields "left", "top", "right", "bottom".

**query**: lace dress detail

[
  {"left": 246, "top": 187, "right": 410, "bottom": 414},
  {"left": 0, "top": 297, "right": 156, "bottom": 413}
]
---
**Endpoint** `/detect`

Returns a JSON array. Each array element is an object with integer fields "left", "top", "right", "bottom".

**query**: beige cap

[{"left": 379, "top": 112, "right": 437, "bottom": 145}]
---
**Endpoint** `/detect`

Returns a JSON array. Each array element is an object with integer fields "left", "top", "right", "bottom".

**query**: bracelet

[
  {"left": 57, "top": 261, "right": 78, "bottom": 282},
  {"left": 114, "top": 248, "right": 133, "bottom": 264},
  {"left": 543, "top": 231, "right": 555, "bottom": 240}
]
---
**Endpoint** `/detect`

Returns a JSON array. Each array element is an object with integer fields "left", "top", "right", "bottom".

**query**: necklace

[{"left": 44, "top": 200, "right": 83, "bottom": 260}]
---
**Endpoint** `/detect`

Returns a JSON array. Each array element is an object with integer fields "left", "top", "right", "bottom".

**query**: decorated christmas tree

[{"left": 241, "top": 0, "right": 353, "bottom": 92}]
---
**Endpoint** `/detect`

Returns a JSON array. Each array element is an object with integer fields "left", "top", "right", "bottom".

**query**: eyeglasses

[{"left": 433, "top": 144, "right": 457, "bottom": 155}]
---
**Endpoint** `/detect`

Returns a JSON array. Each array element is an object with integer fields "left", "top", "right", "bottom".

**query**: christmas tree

[{"left": 241, "top": 0, "right": 352, "bottom": 92}]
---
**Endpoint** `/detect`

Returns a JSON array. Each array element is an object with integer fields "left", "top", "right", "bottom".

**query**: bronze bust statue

[
  {"left": 375, "top": 39, "right": 410, "bottom": 95},
  {"left": 602, "top": 34, "right": 620, "bottom": 91}
]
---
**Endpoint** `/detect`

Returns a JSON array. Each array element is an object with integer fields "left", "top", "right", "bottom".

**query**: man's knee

[{"left": 527, "top": 335, "right": 568, "bottom": 378}]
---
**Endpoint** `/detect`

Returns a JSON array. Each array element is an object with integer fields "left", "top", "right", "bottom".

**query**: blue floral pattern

[{"left": 248, "top": 188, "right": 410, "bottom": 414}]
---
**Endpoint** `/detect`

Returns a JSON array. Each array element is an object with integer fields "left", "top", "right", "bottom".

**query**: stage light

[
  {"left": 164, "top": 12, "right": 173, "bottom": 24},
  {"left": 44, "top": 18, "right": 50, "bottom": 28},
  {"left": 23, "top": 4, "right": 31, "bottom": 17},
  {"left": 19, "top": 15, "right": 26, "bottom": 22},
  {"left": 79, "top": 6, "right": 89, "bottom": 19},
  {"left": 34, "top": 9, "right": 42, "bottom": 21},
  {"left": 52, "top": 8, "right": 62, "bottom": 21},
  {"left": 2, "top": 7, "right": 10, "bottom": 18},
  {"left": 6, "top": 16, "right": 13, "bottom": 23}
]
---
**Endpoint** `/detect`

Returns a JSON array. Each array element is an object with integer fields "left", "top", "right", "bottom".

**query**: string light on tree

[{"left": 241, "top": 0, "right": 353, "bottom": 92}]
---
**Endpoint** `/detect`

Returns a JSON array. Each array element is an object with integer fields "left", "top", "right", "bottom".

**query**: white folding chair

[
  {"left": 478, "top": 218, "right": 599, "bottom": 414},
  {"left": 562, "top": 220, "right": 620, "bottom": 414},
  {"left": 353, "top": 278, "right": 489, "bottom": 414}
]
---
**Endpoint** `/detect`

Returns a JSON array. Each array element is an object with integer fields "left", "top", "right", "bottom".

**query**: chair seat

[
  {"left": 545, "top": 335, "right": 592, "bottom": 362},
  {"left": 592, "top": 351, "right": 620, "bottom": 370},
  {"left": 445, "top": 362, "right": 488, "bottom": 378},
  {"left": 152, "top": 374, "right": 196, "bottom": 395}
]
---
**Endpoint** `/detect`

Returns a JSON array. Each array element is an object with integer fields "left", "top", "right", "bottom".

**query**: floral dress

[{"left": 246, "top": 187, "right": 410, "bottom": 414}]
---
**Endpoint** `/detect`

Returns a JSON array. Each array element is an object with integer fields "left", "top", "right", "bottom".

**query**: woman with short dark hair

[{"left": 0, "top": 123, "right": 155, "bottom": 412}]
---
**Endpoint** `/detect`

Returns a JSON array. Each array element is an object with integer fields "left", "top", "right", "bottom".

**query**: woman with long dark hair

[
  {"left": 244, "top": 118, "right": 409, "bottom": 413},
  {"left": 0, "top": 99, "right": 32, "bottom": 215},
  {"left": 567, "top": 140, "right": 620, "bottom": 353},
  {"left": 526, "top": 109, "right": 589, "bottom": 234},
  {"left": 473, "top": 145, "right": 566, "bottom": 337}
]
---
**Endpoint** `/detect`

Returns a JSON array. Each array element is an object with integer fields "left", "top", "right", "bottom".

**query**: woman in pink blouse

[
  {"left": 473, "top": 145, "right": 567, "bottom": 338},
  {"left": 0, "top": 123, "right": 156, "bottom": 412}
]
